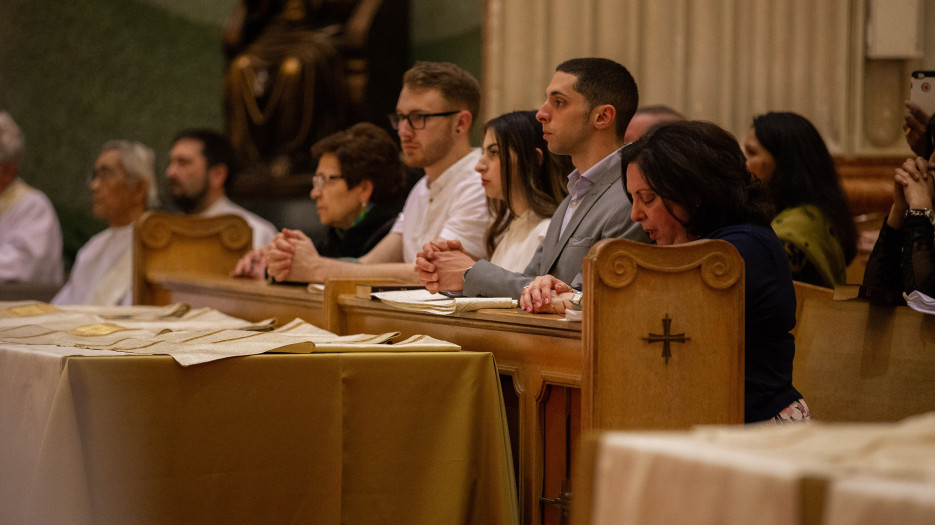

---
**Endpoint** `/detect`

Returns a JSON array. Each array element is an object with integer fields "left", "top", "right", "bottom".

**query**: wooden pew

[
  {"left": 792, "top": 281, "right": 935, "bottom": 422},
  {"left": 133, "top": 211, "right": 332, "bottom": 326},
  {"left": 133, "top": 211, "right": 253, "bottom": 306},
  {"left": 152, "top": 217, "right": 935, "bottom": 524},
  {"left": 326, "top": 238, "right": 746, "bottom": 524},
  {"left": 581, "top": 238, "right": 745, "bottom": 430}
]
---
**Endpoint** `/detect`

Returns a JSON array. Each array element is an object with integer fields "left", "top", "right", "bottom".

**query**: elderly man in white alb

[
  {"left": 53, "top": 140, "right": 159, "bottom": 305},
  {"left": 167, "top": 128, "right": 277, "bottom": 248},
  {"left": 0, "top": 111, "right": 63, "bottom": 286}
]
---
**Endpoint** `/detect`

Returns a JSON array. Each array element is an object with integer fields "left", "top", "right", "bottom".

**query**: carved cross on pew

[{"left": 642, "top": 314, "right": 690, "bottom": 365}]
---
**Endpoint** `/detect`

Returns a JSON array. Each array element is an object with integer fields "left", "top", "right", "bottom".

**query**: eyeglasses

[
  {"left": 312, "top": 173, "right": 344, "bottom": 189},
  {"left": 86, "top": 166, "right": 125, "bottom": 187},
  {"left": 388, "top": 110, "right": 460, "bottom": 130}
]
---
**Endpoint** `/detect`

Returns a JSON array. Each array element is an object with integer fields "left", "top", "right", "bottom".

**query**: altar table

[
  {"left": 0, "top": 310, "right": 517, "bottom": 524},
  {"left": 572, "top": 414, "right": 935, "bottom": 525}
]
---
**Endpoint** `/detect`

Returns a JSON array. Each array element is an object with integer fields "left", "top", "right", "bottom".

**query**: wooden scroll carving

[{"left": 133, "top": 211, "right": 252, "bottom": 305}]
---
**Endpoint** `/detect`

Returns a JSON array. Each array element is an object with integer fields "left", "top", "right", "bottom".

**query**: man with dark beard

[{"left": 167, "top": 129, "right": 277, "bottom": 248}]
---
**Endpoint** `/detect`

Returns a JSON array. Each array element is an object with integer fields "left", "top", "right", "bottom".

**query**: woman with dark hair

[
  {"left": 413, "top": 110, "right": 570, "bottom": 292},
  {"left": 232, "top": 122, "right": 407, "bottom": 278},
  {"left": 862, "top": 114, "right": 935, "bottom": 298},
  {"left": 743, "top": 112, "right": 857, "bottom": 288},
  {"left": 522, "top": 121, "right": 807, "bottom": 424},
  {"left": 481, "top": 110, "right": 570, "bottom": 270}
]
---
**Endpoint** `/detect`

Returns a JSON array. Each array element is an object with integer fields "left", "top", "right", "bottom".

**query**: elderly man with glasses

[
  {"left": 263, "top": 61, "right": 489, "bottom": 284},
  {"left": 52, "top": 140, "right": 160, "bottom": 305}
]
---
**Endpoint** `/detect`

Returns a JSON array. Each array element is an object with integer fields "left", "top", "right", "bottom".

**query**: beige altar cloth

[
  {"left": 0, "top": 302, "right": 459, "bottom": 365},
  {"left": 0, "top": 303, "right": 517, "bottom": 525},
  {"left": 576, "top": 414, "right": 935, "bottom": 525}
]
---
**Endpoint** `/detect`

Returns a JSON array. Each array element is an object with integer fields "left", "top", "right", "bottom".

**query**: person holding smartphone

[{"left": 863, "top": 113, "right": 935, "bottom": 299}]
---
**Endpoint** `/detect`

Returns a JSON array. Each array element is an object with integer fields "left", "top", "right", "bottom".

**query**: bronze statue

[{"left": 223, "top": 0, "right": 363, "bottom": 178}]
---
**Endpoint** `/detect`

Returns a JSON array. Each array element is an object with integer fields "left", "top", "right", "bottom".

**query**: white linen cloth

[
  {"left": 585, "top": 414, "right": 935, "bottom": 525},
  {"left": 0, "top": 302, "right": 458, "bottom": 366}
]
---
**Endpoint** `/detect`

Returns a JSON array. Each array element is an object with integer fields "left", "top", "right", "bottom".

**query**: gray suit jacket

[{"left": 463, "top": 147, "right": 650, "bottom": 298}]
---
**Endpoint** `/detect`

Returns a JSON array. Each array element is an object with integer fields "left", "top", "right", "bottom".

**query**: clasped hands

[
  {"left": 231, "top": 228, "right": 324, "bottom": 283},
  {"left": 414, "top": 239, "right": 475, "bottom": 293},
  {"left": 519, "top": 275, "right": 576, "bottom": 314},
  {"left": 891, "top": 155, "right": 935, "bottom": 226},
  {"left": 415, "top": 240, "right": 578, "bottom": 315}
]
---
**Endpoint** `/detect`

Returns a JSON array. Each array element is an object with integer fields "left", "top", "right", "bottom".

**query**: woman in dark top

[
  {"left": 232, "top": 122, "right": 406, "bottom": 277},
  {"left": 522, "top": 121, "right": 807, "bottom": 423},
  {"left": 863, "top": 114, "right": 935, "bottom": 298},
  {"left": 743, "top": 112, "right": 857, "bottom": 288}
]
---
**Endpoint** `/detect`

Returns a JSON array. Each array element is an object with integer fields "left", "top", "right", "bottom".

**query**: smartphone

[{"left": 910, "top": 70, "right": 935, "bottom": 115}]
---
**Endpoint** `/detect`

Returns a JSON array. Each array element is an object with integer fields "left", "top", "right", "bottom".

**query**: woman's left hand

[{"left": 520, "top": 275, "right": 572, "bottom": 313}]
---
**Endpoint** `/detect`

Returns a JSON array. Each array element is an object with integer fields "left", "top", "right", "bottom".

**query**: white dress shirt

[{"left": 391, "top": 149, "right": 490, "bottom": 262}]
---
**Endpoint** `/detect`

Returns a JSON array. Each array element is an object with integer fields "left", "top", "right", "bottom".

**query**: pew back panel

[
  {"left": 133, "top": 211, "right": 252, "bottom": 306},
  {"left": 582, "top": 239, "right": 746, "bottom": 430},
  {"left": 793, "top": 281, "right": 935, "bottom": 422}
]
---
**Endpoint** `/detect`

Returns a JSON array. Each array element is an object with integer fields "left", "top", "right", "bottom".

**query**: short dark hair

[
  {"left": 556, "top": 58, "right": 639, "bottom": 140},
  {"left": 311, "top": 122, "right": 405, "bottom": 202},
  {"left": 172, "top": 129, "right": 238, "bottom": 191},
  {"left": 403, "top": 61, "right": 481, "bottom": 127},
  {"left": 751, "top": 112, "right": 857, "bottom": 264},
  {"left": 483, "top": 110, "right": 571, "bottom": 255},
  {"left": 621, "top": 120, "right": 774, "bottom": 238},
  {"left": 635, "top": 104, "right": 686, "bottom": 120}
]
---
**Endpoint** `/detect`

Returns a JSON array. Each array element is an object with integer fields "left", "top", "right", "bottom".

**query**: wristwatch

[
  {"left": 905, "top": 208, "right": 935, "bottom": 226},
  {"left": 569, "top": 291, "right": 584, "bottom": 311}
]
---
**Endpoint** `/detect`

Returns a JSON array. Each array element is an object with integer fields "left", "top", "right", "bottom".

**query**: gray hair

[
  {"left": 0, "top": 112, "right": 25, "bottom": 167},
  {"left": 101, "top": 140, "right": 160, "bottom": 209}
]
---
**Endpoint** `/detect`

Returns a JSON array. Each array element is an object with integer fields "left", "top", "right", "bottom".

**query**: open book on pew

[{"left": 358, "top": 285, "right": 517, "bottom": 315}]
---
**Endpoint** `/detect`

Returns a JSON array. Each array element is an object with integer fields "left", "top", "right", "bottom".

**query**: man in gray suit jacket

[{"left": 416, "top": 57, "right": 650, "bottom": 299}]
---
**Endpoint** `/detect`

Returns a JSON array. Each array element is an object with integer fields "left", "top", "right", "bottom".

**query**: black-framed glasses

[
  {"left": 312, "top": 173, "right": 344, "bottom": 189},
  {"left": 388, "top": 110, "right": 460, "bottom": 130}
]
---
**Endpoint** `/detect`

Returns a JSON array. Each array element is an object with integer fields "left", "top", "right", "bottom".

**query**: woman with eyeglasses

[{"left": 232, "top": 122, "right": 407, "bottom": 278}]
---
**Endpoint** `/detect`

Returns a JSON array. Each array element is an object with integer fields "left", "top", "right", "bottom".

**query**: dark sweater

[{"left": 709, "top": 223, "right": 803, "bottom": 422}]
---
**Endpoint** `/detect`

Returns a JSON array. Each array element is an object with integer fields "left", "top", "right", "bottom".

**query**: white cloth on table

[
  {"left": 52, "top": 224, "right": 133, "bottom": 306},
  {"left": 0, "top": 302, "right": 459, "bottom": 366},
  {"left": 390, "top": 149, "right": 490, "bottom": 262},
  {"left": 201, "top": 196, "right": 277, "bottom": 248},
  {"left": 489, "top": 210, "right": 550, "bottom": 273},
  {"left": 0, "top": 179, "right": 63, "bottom": 284},
  {"left": 585, "top": 414, "right": 935, "bottom": 525}
]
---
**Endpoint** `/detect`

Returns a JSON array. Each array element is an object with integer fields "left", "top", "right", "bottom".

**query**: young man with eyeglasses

[
  {"left": 264, "top": 61, "right": 489, "bottom": 283},
  {"left": 52, "top": 141, "right": 159, "bottom": 305}
]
